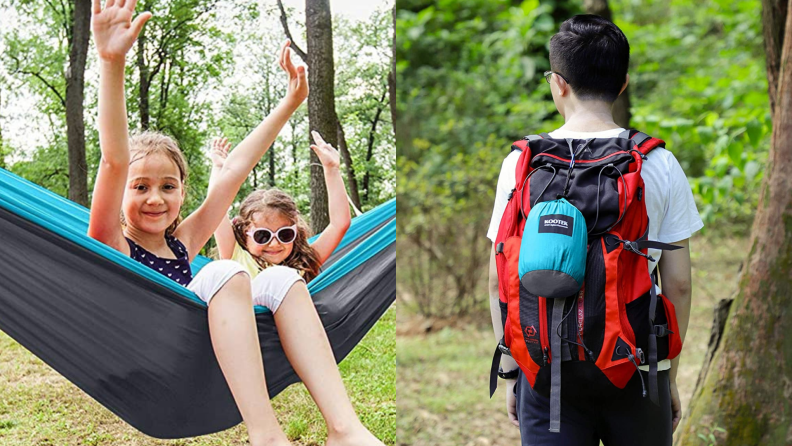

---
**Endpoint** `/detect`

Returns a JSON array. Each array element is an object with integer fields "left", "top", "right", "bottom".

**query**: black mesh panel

[
  {"left": 625, "top": 292, "right": 670, "bottom": 360},
  {"left": 583, "top": 239, "right": 607, "bottom": 360}
]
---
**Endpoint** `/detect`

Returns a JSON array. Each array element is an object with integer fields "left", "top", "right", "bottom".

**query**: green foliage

[
  {"left": 1, "top": 0, "right": 394, "bottom": 237},
  {"left": 615, "top": 0, "right": 770, "bottom": 230},
  {"left": 335, "top": 9, "right": 396, "bottom": 209},
  {"left": 396, "top": 0, "right": 578, "bottom": 316},
  {"left": 8, "top": 141, "right": 69, "bottom": 197},
  {"left": 396, "top": 0, "right": 770, "bottom": 316}
]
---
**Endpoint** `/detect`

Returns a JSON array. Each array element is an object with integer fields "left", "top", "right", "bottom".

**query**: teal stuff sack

[{"left": 518, "top": 198, "right": 587, "bottom": 298}]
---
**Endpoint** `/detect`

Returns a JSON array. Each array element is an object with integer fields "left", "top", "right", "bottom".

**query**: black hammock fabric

[{"left": 0, "top": 167, "right": 395, "bottom": 439}]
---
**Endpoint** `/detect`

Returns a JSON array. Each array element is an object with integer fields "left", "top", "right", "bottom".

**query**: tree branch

[
  {"left": 8, "top": 54, "right": 65, "bottom": 107},
  {"left": 276, "top": 0, "right": 308, "bottom": 63}
]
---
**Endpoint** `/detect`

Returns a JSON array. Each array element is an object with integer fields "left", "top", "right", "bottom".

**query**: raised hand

[
  {"left": 279, "top": 40, "right": 308, "bottom": 105},
  {"left": 210, "top": 137, "right": 231, "bottom": 169},
  {"left": 310, "top": 131, "right": 341, "bottom": 170},
  {"left": 92, "top": 0, "right": 152, "bottom": 62}
]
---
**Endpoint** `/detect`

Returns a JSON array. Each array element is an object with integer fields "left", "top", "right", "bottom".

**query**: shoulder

[
  {"left": 167, "top": 234, "right": 190, "bottom": 258},
  {"left": 642, "top": 147, "right": 688, "bottom": 186},
  {"left": 497, "top": 149, "right": 522, "bottom": 181}
]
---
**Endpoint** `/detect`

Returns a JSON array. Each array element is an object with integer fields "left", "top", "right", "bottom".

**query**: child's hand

[
  {"left": 92, "top": 0, "right": 152, "bottom": 62},
  {"left": 310, "top": 131, "right": 341, "bottom": 170},
  {"left": 210, "top": 137, "right": 231, "bottom": 169},
  {"left": 279, "top": 40, "right": 308, "bottom": 105}
]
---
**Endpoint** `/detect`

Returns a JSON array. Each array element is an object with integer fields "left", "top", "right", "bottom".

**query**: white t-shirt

[{"left": 487, "top": 128, "right": 704, "bottom": 371}]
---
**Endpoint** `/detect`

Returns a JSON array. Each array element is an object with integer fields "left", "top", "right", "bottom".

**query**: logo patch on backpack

[
  {"left": 538, "top": 214, "right": 573, "bottom": 236},
  {"left": 524, "top": 325, "right": 539, "bottom": 344}
]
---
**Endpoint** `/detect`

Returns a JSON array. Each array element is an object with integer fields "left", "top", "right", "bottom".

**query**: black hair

[{"left": 549, "top": 14, "right": 630, "bottom": 103}]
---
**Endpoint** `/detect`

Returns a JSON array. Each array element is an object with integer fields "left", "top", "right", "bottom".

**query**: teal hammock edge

[{"left": 0, "top": 167, "right": 395, "bottom": 314}]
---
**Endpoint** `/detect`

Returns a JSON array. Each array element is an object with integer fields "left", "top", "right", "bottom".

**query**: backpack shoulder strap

[
  {"left": 619, "top": 129, "right": 666, "bottom": 156},
  {"left": 511, "top": 139, "right": 529, "bottom": 153},
  {"left": 510, "top": 134, "right": 545, "bottom": 153}
]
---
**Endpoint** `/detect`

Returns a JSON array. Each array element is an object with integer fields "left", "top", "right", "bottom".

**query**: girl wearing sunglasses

[
  {"left": 210, "top": 130, "right": 350, "bottom": 283},
  {"left": 206, "top": 132, "right": 379, "bottom": 445}
]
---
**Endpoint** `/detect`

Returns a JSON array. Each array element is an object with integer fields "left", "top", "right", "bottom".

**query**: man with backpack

[{"left": 487, "top": 15, "right": 703, "bottom": 445}]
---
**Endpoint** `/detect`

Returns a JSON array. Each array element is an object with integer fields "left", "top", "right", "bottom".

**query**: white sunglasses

[{"left": 245, "top": 225, "right": 298, "bottom": 245}]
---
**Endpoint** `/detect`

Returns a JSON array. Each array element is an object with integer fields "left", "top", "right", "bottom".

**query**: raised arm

[
  {"left": 87, "top": 0, "right": 151, "bottom": 255},
  {"left": 208, "top": 137, "right": 236, "bottom": 259},
  {"left": 176, "top": 41, "right": 308, "bottom": 260},
  {"left": 308, "top": 131, "right": 351, "bottom": 263}
]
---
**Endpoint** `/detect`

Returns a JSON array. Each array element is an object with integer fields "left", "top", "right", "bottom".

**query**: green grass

[
  {"left": 396, "top": 321, "right": 522, "bottom": 446},
  {"left": 396, "top": 233, "right": 748, "bottom": 445},
  {"left": 0, "top": 308, "right": 395, "bottom": 446}
]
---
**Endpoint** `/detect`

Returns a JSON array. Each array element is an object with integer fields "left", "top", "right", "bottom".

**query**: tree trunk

[
  {"left": 763, "top": 0, "right": 789, "bottom": 115},
  {"left": 583, "top": 0, "right": 631, "bottom": 128},
  {"left": 137, "top": 30, "right": 150, "bottom": 130},
  {"left": 306, "top": 0, "right": 334, "bottom": 233},
  {"left": 64, "top": 0, "right": 90, "bottom": 206},
  {"left": 389, "top": 6, "right": 397, "bottom": 139},
  {"left": 269, "top": 150, "right": 276, "bottom": 187},
  {"left": 291, "top": 120, "right": 299, "bottom": 183},
  {"left": 336, "top": 120, "right": 362, "bottom": 210},
  {"left": 675, "top": 2, "right": 792, "bottom": 444},
  {"left": 363, "top": 90, "right": 386, "bottom": 202}
]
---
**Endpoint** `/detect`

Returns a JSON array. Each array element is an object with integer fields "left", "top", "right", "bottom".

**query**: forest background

[
  {"left": 0, "top": 0, "right": 396, "bottom": 445},
  {"left": 396, "top": 0, "right": 784, "bottom": 445}
]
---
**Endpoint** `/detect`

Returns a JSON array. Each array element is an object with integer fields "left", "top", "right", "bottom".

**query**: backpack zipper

[{"left": 538, "top": 297, "right": 550, "bottom": 364}]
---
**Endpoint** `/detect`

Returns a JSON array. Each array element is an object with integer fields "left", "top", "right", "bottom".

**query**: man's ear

[
  {"left": 619, "top": 73, "right": 630, "bottom": 96},
  {"left": 555, "top": 73, "right": 570, "bottom": 97}
]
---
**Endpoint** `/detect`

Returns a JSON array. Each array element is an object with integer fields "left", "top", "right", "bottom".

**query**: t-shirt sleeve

[
  {"left": 656, "top": 153, "right": 704, "bottom": 243},
  {"left": 486, "top": 153, "right": 518, "bottom": 242},
  {"left": 231, "top": 242, "right": 262, "bottom": 278}
]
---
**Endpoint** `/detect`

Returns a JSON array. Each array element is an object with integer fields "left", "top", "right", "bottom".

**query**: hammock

[{"left": 0, "top": 167, "right": 395, "bottom": 439}]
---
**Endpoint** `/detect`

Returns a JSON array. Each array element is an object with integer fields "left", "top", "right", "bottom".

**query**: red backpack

[{"left": 489, "top": 130, "right": 683, "bottom": 432}]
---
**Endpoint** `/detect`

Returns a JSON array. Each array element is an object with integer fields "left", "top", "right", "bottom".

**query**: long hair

[
  {"left": 232, "top": 189, "right": 322, "bottom": 281},
  {"left": 122, "top": 130, "right": 189, "bottom": 236}
]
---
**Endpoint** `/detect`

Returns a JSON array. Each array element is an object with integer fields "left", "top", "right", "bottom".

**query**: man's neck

[{"left": 557, "top": 99, "right": 621, "bottom": 133}]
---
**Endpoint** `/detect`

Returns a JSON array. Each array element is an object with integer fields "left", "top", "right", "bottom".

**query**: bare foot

[{"left": 326, "top": 425, "right": 385, "bottom": 446}]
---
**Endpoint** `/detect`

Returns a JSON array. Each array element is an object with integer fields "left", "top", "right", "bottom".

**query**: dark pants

[{"left": 515, "top": 362, "right": 672, "bottom": 446}]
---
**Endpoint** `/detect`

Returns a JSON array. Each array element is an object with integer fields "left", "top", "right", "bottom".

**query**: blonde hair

[
  {"left": 232, "top": 189, "right": 321, "bottom": 281},
  {"left": 123, "top": 130, "right": 189, "bottom": 236}
]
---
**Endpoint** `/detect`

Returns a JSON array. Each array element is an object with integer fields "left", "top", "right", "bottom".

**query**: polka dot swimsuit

[{"left": 126, "top": 235, "right": 194, "bottom": 286}]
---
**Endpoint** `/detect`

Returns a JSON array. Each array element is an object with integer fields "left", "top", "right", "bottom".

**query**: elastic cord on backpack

[
  {"left": 588, "top": 164, "right": 628, "bottom": 236},
  {"left": 519, "top": 164, "right": 557, "bottom": 219},
  {"left": 628, "top": 148, "right": 648, "bottom": 160},
  {"left": 616, "top": 345, "right": 648, "bottom": 398},
  {"left": 555, "top": 299, "right": 595, "bottom": 361}
]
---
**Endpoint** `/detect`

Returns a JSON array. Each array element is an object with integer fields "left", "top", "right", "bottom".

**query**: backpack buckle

[
  {"left": 636, "top": 348, "right": 645, "bottom": 365},
  {"left": 653, "top": 324, "right": 673, "bottom": 337},
  {"left": 498, "top": 340, "right": 512, "bottom": 357}
]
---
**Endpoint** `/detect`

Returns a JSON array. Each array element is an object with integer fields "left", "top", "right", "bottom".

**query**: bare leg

[
  {"left": 273, "top": 281, "right": 384, "bottom": 446},
  {"left": 208, "top": 273, "right": 291, "bottom": 446}
]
